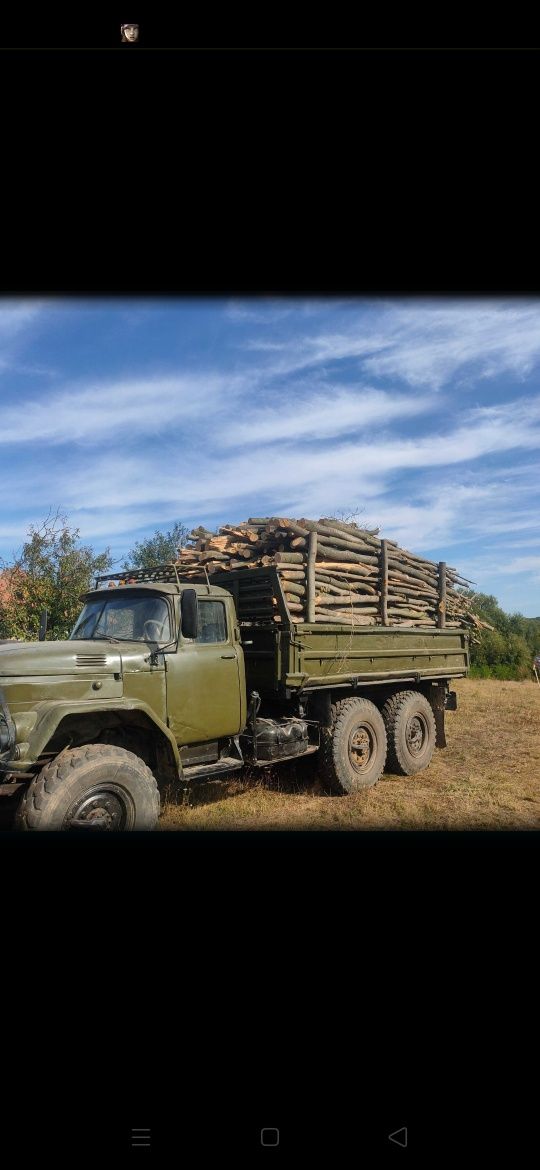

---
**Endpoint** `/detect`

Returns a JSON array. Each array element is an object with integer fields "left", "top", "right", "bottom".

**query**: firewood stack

[{"left": 176, "top": 517, "right": 489, "bottom": 631}]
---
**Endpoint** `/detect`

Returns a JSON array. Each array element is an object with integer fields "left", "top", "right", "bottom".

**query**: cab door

[{"left": 165, "top": 596, "right": 244, "bottom": 745}]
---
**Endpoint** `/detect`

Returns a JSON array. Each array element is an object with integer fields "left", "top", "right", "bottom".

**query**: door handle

[{"left": 221, "top": 653, "right": 236, "bottom": 659}]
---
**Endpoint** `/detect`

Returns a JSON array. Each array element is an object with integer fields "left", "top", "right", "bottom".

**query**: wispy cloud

[
  {"left": 242, "top": 300, "right": 540, "bottom": 389},
  {"left": 502, "top": 555, "right": 540, "bottom": 574},
  {"left": 223, "top": 386, "right": 435, "bottom": 446},
  {"left": 0, "top": 372, "right": 246, "bottom": 446}
]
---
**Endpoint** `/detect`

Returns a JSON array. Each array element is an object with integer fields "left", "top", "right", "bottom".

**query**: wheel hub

[
  {"left": 349, "top": 725, "right": 374, "bottom": 772},
  {"left": 65, "top": 786, "right": 130, "bottom": 831},
  {"left": 406, "top": 714, "right": 427, "bottom": 755}
]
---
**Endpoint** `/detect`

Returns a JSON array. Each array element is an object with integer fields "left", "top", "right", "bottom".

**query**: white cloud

[
  {"left": 0, "top": 373, "right": 246, "bottom": 446},
  {"left": 223, "top": 387, "right": 435, "bottom": 446},
  {"left": 242, "top": 300, "right": 540, "bottom": 390},
  {"left": 2, "top": 392, "right": 538, "bottom": 525},
  {"left": 502, "top": 555, "right": 540, "bottom": 574}
]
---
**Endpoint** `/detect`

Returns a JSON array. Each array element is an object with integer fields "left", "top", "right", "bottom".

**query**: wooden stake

[
  {"left": 438, "top": 562, "right": 447, "bottom": 629},
  {"left": 307, "top": 530, "right": 317, "bottom": 623},
  {"left": 380, "top": 538, "right": 389, "bottom": 627}
]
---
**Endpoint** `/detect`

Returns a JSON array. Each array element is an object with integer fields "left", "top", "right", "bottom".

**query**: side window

[{"left": 196, "top": 600, "right": 227, "bottom": 644}]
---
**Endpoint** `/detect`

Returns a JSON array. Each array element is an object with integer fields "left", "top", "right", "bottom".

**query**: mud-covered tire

[
  {"left": 382, "top": 689, "right": 436, "bottom": 776},
  {"left": 318, "top": 697, "right": 387, "bottom": 794},
  {"left": 14, "top": 744, "right": 160, "bottom": 831}
]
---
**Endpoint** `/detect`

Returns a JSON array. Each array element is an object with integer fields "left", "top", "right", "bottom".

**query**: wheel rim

[
  {"left": 348, "top": 723, "right": 376, "bottom": 773},
  {"left": 406, "top": 713, "right": 429, "bottom": 756},
  {"left": 64, "top": 783, "right": 136, "bottom": 831}
]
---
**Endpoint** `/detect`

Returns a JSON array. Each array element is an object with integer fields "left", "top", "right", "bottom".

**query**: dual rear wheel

[{"left": 318, "top": 690, "right": 437, "bottom": 795}]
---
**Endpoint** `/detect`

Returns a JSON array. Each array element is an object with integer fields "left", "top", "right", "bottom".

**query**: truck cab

[{"left": 0, "top": 572, "right": 248, "bottom": 830}]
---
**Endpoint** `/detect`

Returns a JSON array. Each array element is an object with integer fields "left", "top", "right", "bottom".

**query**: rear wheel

[
  {"left": 318, "top": 697, "right": 387, "bottom": 794},
  {"left": 382, "top": 690, "right": 437, "bottom": 775},
  {"left": 15, "top": 744, "right": 160, "bottom": 831}
]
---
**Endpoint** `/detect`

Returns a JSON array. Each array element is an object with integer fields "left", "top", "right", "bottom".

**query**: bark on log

[
  {"left": 283, "top": 598, "right": 304, "bottom": 612},
  {"left": 314, "top": 529, "right": 379, "bottom": 552},
  {"left": 317, "top": 517, "right": 381, "bottom": 538},
  {"left": 316, "top": 544, "right": 380, "bottom": 565},
  {"left": 314, "top": 561, "right": 373, "bottom": 575},
  {"left": 313, "top": 594, "right": 381, "bottom": 606},
  {"left": 280, "top": 580, "right": 306, "bottom": 597},
  {"left": 274, "top": 552, "right": 305, "bottom": 564},
  {"left": 314, "top": 610, "right": 377, "bottom": 623},
  {"left": 270, "top": 518, "right": 311, "bottom": 538},
  {"left": 387, "top": 558, "right": 438, "bottom": 585},
  {"left": 314, "top": 576, "right": 378, "bottom": 595}
]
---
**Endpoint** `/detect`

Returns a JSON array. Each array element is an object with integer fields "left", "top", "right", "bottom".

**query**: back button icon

[{"left": 388, "top": 1127, "right": 408, "bottom": 1148}]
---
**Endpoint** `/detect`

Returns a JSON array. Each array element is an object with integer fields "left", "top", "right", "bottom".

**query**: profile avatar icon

[{"left": 121, "top": 23, "right": 139, "bottom": 42}]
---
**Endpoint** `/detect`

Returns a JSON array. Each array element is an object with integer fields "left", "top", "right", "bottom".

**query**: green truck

[{"left": 0, "top": 564, "right": 469, "bottom": 830}]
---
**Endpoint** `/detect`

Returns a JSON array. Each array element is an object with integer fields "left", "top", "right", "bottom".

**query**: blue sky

[{"left": 0, "top": 297, "right": 539, "bottom": 616}]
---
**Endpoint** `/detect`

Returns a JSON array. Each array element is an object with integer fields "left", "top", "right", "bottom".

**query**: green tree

[
  {"left": 0, "top": 511, "right": 112, "bottom": 641},
  {"left": 122, "top": 521, "right": 189, "bottom": 570},
  {"left": 461, "top": 589, "right": 539, "bottom": 679}
]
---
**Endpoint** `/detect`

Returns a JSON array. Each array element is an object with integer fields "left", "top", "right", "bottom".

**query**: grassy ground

[{"left": 159, "top": 679, "right": 540, "bottom": 832}]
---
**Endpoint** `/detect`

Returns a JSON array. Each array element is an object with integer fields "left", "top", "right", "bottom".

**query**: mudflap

[{"left": 430, "top": 684, "right": 447, "bottom": 748}]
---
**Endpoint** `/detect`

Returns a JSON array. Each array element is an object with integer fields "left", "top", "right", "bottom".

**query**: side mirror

[
  {"left": 181, "top": 589, "right": 198, "bottom": 640},
  {"left": 39, "top": 609, "right": 48, "bottom": 641}
]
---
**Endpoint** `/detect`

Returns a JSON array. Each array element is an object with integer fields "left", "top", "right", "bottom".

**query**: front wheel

[
  {"left": 15, "top": 744, "right": 160, "bottom": 831},
  {"left": 318, "top": 697, "right": 388, "bottom": 794}
]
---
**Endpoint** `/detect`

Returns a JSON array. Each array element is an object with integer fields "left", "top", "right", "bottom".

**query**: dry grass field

[{"left": 159, "top": 679, "right": 540, "bottom": 832}]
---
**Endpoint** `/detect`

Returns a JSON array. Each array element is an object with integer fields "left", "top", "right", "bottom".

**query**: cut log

[
  {"left": 314, "top": 610, "right": 377, "bottom": 624},
  {"left": 316, "top": 544, "right": 380, "bottom": 565},
  {"left": 317, "top": 517, "right": 381, "bottom": 538},
  {"left": 283, "top": 598, "right": 304, "bottom": 612},
  {"left": 306, "top": 523, "right": 377, "bottom": 551},
  {"left": 269, "top": 518, "right": 311, "bottom": 538},
  {"left": 314, "top": 578, "right": 378, "bottom": 595},
  {"left": 280, "top": 580, "right": 306, "bottom": 597},
  {"left": 274, "top": 551, "right": 306, "bottom": 564},
  {"left": 314, "top": 561, "right": 373, "bottom": 576}
]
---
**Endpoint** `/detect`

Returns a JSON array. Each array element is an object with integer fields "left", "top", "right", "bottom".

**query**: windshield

[{"left": 70, "top": 592, "right": 173, "bottom": 644}]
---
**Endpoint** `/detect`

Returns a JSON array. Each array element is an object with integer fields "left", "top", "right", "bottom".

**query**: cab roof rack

[{"left": 94, "top": 563, "right": 184, "bottom": 589}]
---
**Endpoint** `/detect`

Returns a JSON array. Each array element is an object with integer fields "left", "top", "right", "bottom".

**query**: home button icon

[{"left": 261, "top": 1127, "right": 280, "bottom": 1147}]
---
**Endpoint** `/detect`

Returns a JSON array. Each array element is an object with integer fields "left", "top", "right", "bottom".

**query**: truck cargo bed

[{"left": 209, "top": 568, "right": 469, "bottom": 698}]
